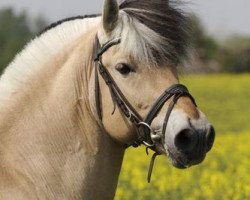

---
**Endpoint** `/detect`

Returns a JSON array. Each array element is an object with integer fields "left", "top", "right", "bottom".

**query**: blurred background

[
  {"left": 0, "top": 0, "right": 250, "bottom": 74},
  {"left": 0, "top": 0, "right": 249, "bottom": 199}
]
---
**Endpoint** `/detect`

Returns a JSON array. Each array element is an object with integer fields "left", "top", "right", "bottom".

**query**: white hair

[
  {"left": 98, "top": 1, "right": 190, "bottom": 67},
  {"left": 98, "top": 11, "right": 172, "bottom": 67},
  {"left": 0, "top": 17, "right": 101, "bottom": 107},
  {"left": 0, "top": 0, "right": 189, "bottom": 106}
]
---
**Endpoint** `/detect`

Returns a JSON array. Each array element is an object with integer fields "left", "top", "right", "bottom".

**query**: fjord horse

[{"left": 0, "top": 0, "right": 215, "bottom": 199}]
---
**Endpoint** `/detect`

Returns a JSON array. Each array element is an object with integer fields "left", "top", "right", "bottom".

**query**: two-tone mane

[
  {"left": 0, "top": 0, "right": 189, "bottom": 108},
  {"left": 0, "top": 1, "right": 214, "bottom": 199},
  {"left": 118, "top": 0, "right": 190, "bottom": 64}
]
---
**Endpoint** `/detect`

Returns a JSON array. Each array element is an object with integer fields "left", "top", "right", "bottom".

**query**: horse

[{"left": 0, "top": 0, "right": 215, "bottom": 199}]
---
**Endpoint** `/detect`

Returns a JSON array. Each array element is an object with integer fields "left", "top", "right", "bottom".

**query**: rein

[{"left": 93, "top": 36, "right": 197, "bottom": 182}]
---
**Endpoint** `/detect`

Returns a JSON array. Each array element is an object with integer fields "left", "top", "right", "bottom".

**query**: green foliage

[
  {"left": 116, "top": 74, "right": 250, "bottom": 199},
  {"left": 0, "top": 8, "right": 47, "bottom": 74},
  {"left": 0, "top": 8, "right": 33, "bottom": 73},
  {"left": 0, "top": 8, "right": 249, "bottom": 74},
  {"left": 217, "top": 36, "right": 250, "bottom": 73},
  {"left": 189, "top": 14, "right": 219, "bottom": 61},
  {"left": 116, "top": 132, "right": 250, "bottom": 200},
  {"left": 189, "top": 14, "right": 250, "bottom": 73}
]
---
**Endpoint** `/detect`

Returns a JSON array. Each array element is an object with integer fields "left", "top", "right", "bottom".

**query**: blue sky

[{"left": 0, "top": 0, "right": 249, "bottom": 39}]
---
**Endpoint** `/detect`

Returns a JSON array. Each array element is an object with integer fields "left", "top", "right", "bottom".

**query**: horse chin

[
  {"left": 171, "top": 158, "right": 188, "bottom": 169},
  {"left": 167, "top": 152, "right": 189, "bottom": 169},
  {"left": 164, "top": 147, "right": 207, "bottom": 170}
]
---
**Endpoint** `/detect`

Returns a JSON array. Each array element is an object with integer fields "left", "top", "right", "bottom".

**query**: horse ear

[{"left": 103, "top": 0, "right": 119, "bottom": 33}]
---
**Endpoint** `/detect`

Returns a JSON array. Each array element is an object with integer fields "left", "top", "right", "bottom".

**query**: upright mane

[
  {"left": 0, "top": 2, "right": 215, "bottom": 198},
  {"left": 100, "top": 0, "right": 190, "bottom": 66},
  {"left": 0, "top": 0, "right": 189, "bottom": 106},
  {"left": 0, "top": 16, "right": 101, "bottom": 107}
]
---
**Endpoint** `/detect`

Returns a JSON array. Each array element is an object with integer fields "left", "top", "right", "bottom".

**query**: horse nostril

[
  {"left": 206, "top": 126, "right": 215, "bottom": 152},
  {"left": 174, "top": 129, "right": 198, "bottom": 153}
]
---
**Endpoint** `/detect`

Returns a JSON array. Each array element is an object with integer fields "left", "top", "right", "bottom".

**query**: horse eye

[{"left": 115, "top": 63, "right": 134, "bottom": 75}]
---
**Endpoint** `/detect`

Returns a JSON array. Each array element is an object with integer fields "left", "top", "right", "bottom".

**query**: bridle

[{"left": 93, "top": 36, "right": 197, "bottom": 182}]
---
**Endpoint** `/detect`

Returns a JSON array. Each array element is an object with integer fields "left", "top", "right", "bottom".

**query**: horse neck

[{"left": 0, "top": 28, "right": 125, "bottom": 199}]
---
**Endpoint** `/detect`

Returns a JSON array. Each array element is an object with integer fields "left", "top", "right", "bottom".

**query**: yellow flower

[{"left": 116, "top": 132, "right": 250, "bottom": 200}]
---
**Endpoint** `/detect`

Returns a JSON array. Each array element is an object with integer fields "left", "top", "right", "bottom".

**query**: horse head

[{"left": 94, "top": 0, "right": 215, "bottom": 173}]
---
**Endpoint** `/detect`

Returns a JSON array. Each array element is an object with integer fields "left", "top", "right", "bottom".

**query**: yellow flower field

[
  {"left": 115, "top": 74, "right": 250, "bottom": 200},
  {"left": 116, "top": 132, "right": 250, "bottom": 200}
]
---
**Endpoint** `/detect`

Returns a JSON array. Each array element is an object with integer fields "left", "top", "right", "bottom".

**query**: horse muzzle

[{"left": 162, "top": 110, "right": 215, "bottom": 169}]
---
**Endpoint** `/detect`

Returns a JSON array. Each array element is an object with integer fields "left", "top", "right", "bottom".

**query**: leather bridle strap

[
  {"left": 94, "top": 60, "right": 102, "bottom": 120},
  {"left": 144, "top": 84, "right": 197, "bottom": 140},
  {"left": 93, "top": 36, "right": 197, "bottom": 147},
  {"left": 93, "top": 36, "right": 197, "bottom": 183},
  {"left": 138, "top": 84, "right": 197, "bottom": 147},
  {"left": 162, "top": 89, "right": 197, "bottom": 139},
  {"left": 94, "top": 37, "right": 143, "bottom": 128},
  {"left": 144, "top": 84, "right": 196, "bottom": 125}
]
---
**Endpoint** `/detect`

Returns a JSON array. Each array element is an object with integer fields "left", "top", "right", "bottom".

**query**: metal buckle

[{"left": 137, "top": 122, "right": 156, "bottom": 147}]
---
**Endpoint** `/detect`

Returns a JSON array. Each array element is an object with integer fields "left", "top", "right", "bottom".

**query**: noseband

[{"left": 93, "top": 36, "right": 197, "bottom": 182}]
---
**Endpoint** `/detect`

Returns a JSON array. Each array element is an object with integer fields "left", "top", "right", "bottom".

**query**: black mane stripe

[
  {"left": 38, "top": 14, "right": 100, "bottom": 36},
  {"left": 38, "top": 0, "right": 189, "bottom": 65},
  {"left": 119, "top": 0, "right": 190, "bottom": 64}
]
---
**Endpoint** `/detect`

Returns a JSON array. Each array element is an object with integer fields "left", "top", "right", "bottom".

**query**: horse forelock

[{"left": 116, "top": 0, "right": 190, "bottom": 66}]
